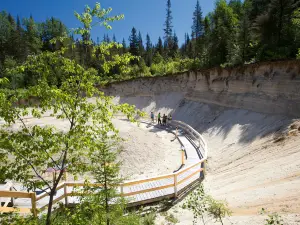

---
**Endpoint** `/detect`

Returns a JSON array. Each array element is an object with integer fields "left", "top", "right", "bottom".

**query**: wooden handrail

[
  {"left": 36, "top": 182, "right": 66, "bottom": 201},
  {"left": 177, "top": 160, "right": 203, "bottom": 176},
  {"left": 122, "top": 183, "right": 174, "bottom": 197},
  {"left": 0, "top": 207, "right": 31, "bottom": 213},
  {"left": 0, "top": 190, "right": 31, "bottom": 198},
  {"left": 177, "top": 168, "right": 203, "bottom": 185},
  {"left": 122, "top": 174, "right": 174, "bottom": 187}
]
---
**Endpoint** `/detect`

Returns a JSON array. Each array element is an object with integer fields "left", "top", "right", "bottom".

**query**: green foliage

[
  {"left": 142, "top": 213, "right": 156, "bottom": 225},
  {"left": 206, "top": 196, "right": 231, "bottom": 225},
  {"left": 183, "top": 184, "right": 231, "bottom": 225},
  {"left": 73, "top": 2, "right": 124, "bottom": 43},
  {"left": 192, "top": 0, "right": 204, "bottom": 40},
  {"left": 182, "top": 184, "right": 208, "bottom": 225},
  {"left": 0, "top": 213, "right": 38, "bottom": 225},
  {"left": 261, "top": 208, "right": 284, "bottom": 225},
  {"left": 24, "top": 16, "right": 42, "bottom": 55},
  {"left": 1, "top": 1, "right": 300, "bottom": 87},
  {"left": 0, "top": 3, "right": 142, "bottom": 225},
  {"left": 161, "top": 212, "right": 179, "bottom": 224},
  {"left": 292, "top": 8, "right": 300, "bottom": 26},
  {"left": 164, "top": 0, "right": 173, "bottom": 56},
  {"left": 297, "top": 49, "right": 300, "bottom": 59},
  {"left": 129, "top": 27, "right": 140, "bottom": 57}
]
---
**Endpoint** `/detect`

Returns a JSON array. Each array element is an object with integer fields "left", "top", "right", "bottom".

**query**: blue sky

[{"left": 1, "top": 0, "right": 215, "bottom": 45}]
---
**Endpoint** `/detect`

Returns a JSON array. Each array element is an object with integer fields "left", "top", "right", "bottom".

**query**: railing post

[
  {"left": 181, "top": 148, "right": 185, "bottom": 166},
  {"left": 120, "top": 184, "right": 124, "bottom": 196},
  {"left": 30, "top": 192, "right": 37, "bottom": 217},
  {"left": 63, "top": 172, "right": 68, "bottom": 206},
  {"left": 9, "top": 186, "right": 14, "bottom": 206},
  {"left": 64, "top": 183, "right": 69, "bottom": 206},
  {"left": 174, "top": 174, "right": 178, "bottom": 198}
]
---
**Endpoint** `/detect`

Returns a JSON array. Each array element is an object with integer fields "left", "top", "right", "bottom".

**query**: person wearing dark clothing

[
  {"left": 162, "top": 114, "right": 167, "bottom": 126},
  {"left": 158, "top": 113, "right": 162, "bottom": 125}
]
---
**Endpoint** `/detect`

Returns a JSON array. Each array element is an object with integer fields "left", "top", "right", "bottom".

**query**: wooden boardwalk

[{"left": 0, "top": 120, "right": 207, "bottom": 215}]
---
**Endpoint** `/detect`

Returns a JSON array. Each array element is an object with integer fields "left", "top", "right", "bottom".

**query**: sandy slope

[
  {"left": 0, "top": 113, "right": 182, "bottom": 182},
  {"left": 113, "top": 118, "right": 182, "bottom": 180},
  {"left": 115, "top": 95, "right": 300, "bottom": 225}
]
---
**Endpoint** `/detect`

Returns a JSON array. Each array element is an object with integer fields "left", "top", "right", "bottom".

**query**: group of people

[{"left": 151, "top": 112, "right": 172, "bottom": 126}]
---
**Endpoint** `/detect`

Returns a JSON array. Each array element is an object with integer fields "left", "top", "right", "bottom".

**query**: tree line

[{"left": 0, "top": 0, "right": 300, "bottom": 88}]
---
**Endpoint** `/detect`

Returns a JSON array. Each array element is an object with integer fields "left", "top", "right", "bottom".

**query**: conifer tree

[
  {"left": 164, "top": 0, "right": 173, "bottom": 53},
  {"left": 112, "top": 34, "right": 117, "bottom": 42},
  {"left": 7, "top": 13, "right": 17, "bottom": 57},
  {"left": 129, "top": 27, "right": 139, "bottom": 58},
  {"left": 156, "top": 36, "right": 164, "bottom": 55},
  {"left": 122, "top": 38, "right": 127, "bottom": 53},
  {"left": 15, "top": 15, "right": 26, "bottom": 61},
  {"left": 145, "top": 33, "right": 153, "bottom": 66},
  {"left": 24, "top": 15, "right": 42, "bottom": 55},
  {"left": 192, "top": 0, "right": 204, "bottom": 40},
  {"left": 138, "top": 31, "right": 144, "bottom": 56},
  {"left": 172, "top": 32, "right": 179, "bottom": 56}
]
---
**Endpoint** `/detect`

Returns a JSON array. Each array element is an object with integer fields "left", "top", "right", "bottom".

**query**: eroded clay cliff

[{"left": 105, "top": 60, "right": 300, "bottom": 117}]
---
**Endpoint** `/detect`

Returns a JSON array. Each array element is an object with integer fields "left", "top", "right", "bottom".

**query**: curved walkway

[{"left": 0, "top": 120, "right": 208, "bottom": 214}]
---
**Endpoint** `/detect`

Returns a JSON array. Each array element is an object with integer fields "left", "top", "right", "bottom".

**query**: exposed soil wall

[{"left": 105, "top": 60, "right": 300, "bottom": 117}]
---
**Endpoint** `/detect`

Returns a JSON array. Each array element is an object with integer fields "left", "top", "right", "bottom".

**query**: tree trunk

[
  {"left": 45, "top": 188, "right": 56, "bottom": 225},
  {"left": 104, "top": 164, "right": 110, "bottom": 225}
]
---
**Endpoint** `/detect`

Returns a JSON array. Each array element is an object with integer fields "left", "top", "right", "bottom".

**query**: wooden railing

[
  {"left": 0, "top": 120, "right": 207, "bottom": 215},
  {"left": 170, "top": 120, "right": 207, "bottom": 159}
]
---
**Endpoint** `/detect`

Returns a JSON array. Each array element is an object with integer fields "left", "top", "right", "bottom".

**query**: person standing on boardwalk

[
  {"left": 151, "top": 112, "right": 154, "bottom": 123},
  {"left": 158, "top": 112, "right": 162, "bottom": 125},
  {"left": 162, "top": 114, "right": 167, "bottom": 126}
]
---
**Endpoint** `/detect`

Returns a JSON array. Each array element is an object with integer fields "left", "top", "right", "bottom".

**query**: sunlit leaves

[
  {"left": 0, "top": 2, "right": 143, "bottom": 224},
  {"left": 73, "top": 2, "right": 124, "bottom": 44}
]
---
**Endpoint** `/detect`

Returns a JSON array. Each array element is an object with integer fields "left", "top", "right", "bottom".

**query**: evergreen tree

[
  {"left": 6, "top": 13, "right": 17, "bottom": 57},
  {"left": 0, "top": 11, "right": 14, "bottom": 65},
  {"left": 253, "top": 0, "right": 298, "bottom": 59},
  {"left": 145, "top": 34, "right": 153, "bottom": 66},
  {"left": 210, "top": 0, "right": 239, "bottom": 65},
  {"left": 172, "top": 32, "right": 179, "bottom": 56},
  {"left": 237, "top": 0, "right": 253, "bottom": 62},
  {"left": 15, "top": 15, "right": 26, "bottom": 61},
  {"left": 138, "top": 31, "right": 144, "bottom": 56},
  {"left": 103, "top": 34, "right": 110, "bottom": 43},
  {"left": 164, "top": 0, "right": 173, "bottom": 53},
  {"left": 156, "top": 36, "right": 164, "bottom": 55},
  {"left": 129, "top": 27, "right": 139, "bottom": 57},
  {"left": 40, "top": 17, "right": 67, "bottom": 51},
  {"left": 24, "top": 15, "right": 42, "bottom": 55},
  {"left": 192, "top": 0, "right": 204, "bottom": 40},
  {"left": 229, "top": 0, "right": 243, "bottom": 17},
  {"left": 250, "top": 0, "right": 271, "bottom": 21},
  {"left": 103, "top": 34, "right": 107, "bottom": 42},
  {"left": 112, "top": 34, "right": 117, "bottom": 42},
  {"left": 185, "top": 33, "right": 193, "bottom": 58},
  {"left": 122, "top": 38, "right": 127, "bottom": 53}
]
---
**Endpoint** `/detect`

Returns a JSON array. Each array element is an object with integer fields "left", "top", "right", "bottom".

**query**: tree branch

[
  {"left": 11, "top": 148, "right": 52, "bottom": 191},
  {"left": 17, "top": 113, "right": 61, "bottom": 170}
]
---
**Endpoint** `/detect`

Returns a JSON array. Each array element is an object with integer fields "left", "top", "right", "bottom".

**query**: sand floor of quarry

[
  {"left": 113, "top": 118, "right": 182, "bottom": 180},
  {"left": 1, "top": 115, "right": 182, "bottom": 182}
]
